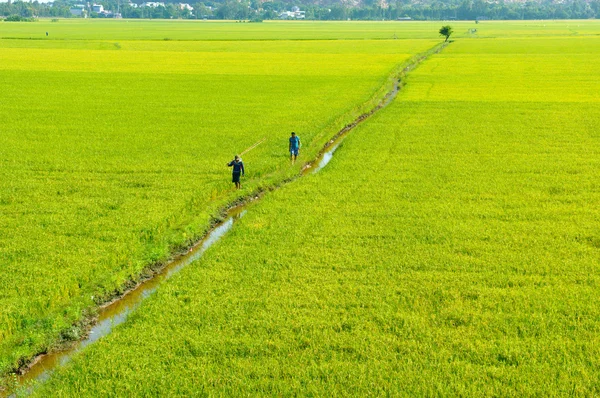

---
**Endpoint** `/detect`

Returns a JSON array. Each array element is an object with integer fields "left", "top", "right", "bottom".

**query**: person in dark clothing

[{"left": 227, "top": 155, "right": 245, "bottom": 189}]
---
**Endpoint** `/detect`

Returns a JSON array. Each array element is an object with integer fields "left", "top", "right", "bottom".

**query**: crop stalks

[{"left": 1, "top": 40, "right": 450, "bottom": 395}]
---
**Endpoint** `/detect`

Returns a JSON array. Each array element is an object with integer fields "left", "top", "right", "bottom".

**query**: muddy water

[
  {"left": 11, "top": 208, "right": 246, "bottom": 394},
  {"left": 311, "top": 142, "right": 340, "bottom": 174}
]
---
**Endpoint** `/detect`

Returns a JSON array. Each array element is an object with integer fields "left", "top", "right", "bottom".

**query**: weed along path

[{"left": 5, "top": 41, "right": 448, "bottom": 396}]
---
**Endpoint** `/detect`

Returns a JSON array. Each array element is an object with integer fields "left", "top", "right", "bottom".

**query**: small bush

[{"left": 4, "top": 15, "right": 37, "bottom": 22}]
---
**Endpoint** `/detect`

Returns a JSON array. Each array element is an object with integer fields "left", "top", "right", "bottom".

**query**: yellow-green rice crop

[
  {"left": 2, "top": 19, "right": 600, "bottom": 41},
  {"left": 0, "top": 21, "right": 437, "bottom": 382},
  {"left": 29, "top": 33, "right": 600, "bottom": 396}
]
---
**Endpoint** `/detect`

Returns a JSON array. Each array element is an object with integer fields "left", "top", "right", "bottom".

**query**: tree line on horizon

[{"left": 2, "top": 0, "right": 598, "bottom": 21}]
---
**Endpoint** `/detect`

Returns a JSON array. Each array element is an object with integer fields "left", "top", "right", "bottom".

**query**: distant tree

[
  {"left": 327, "top": 5, "right": 347, "bottom": 20},
  {"left": 439, "top": 25, "right": 453, "bottom": 42},
  {"left": 591, "top": 0, "right": 600, "bottom": 15},
  {"left": 5, "top": 14, "right": 23, "bottom": 21},
  {"left": 194, "top": 2, "right": 212, "bottom": 18},
  {"left": 0, "top": 0, "right": 596, "bottom": 21},
  {"left": 216, "top": 1, "right": 238, "bottom": 19}
]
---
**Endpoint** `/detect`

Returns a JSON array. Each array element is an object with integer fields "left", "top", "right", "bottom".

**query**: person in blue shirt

[
  {"left": 227, "top": 155, "right": 245, "bottom": 189},
  {"left": 289, "top": 132, "right": 300, "bottom": 164}
]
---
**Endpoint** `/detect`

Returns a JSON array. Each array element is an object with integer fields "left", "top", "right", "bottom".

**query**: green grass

[
  {"left": 0, "top": 21, "right": 438, "bottom": 382},
  {"left": 27, "top": 33, "right": 600, "bottom": 396},
  {"left": 2, "top": 19, "right": 600, "bottom": 41}
]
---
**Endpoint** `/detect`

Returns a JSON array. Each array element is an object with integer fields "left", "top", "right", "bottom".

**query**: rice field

[
  {"left": 3, "top": 19, "right": 600, "bottom": 395},
  {"left": 0, "top": 20, "right": 440, "bottom": 389},
  {"left": 2, "top": 19, "right": 599, "bottom": 41}
]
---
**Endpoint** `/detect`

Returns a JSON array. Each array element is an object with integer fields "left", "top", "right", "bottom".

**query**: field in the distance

[
  {"left": 2, "top": 19, "right": 599, "bottom": 40},
  {"left": 0, "top": 20, "right": 439, "bottom": 383},
  {"left": 3, "top": 19, "right": 600, "bottom": 395}
]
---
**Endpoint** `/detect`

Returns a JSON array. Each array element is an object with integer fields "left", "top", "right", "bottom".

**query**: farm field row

[
  {"left": 28, "top": 34, "right": 600, "bottom": 395},
  {"left": 2, "top": 19, "right": 600, "bottom": 41},
  {"left": 0, "top": 23, "right": 438, "bottom": 382}
]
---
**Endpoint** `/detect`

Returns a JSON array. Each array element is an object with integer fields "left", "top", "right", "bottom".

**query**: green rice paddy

[{"left": 2, "top": 19, "right": 600, "bottom": 395}]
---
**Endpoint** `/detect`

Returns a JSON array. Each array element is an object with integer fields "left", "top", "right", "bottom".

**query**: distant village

[
  {"left": 278, "top": 6, "right": 305, "bottom": 19},
  {"left": 69, "top": 2, "right": 198, "bottom": 18},
  {"left": 2, "top": 0, "right": 597, "bottom": 21},
  {"left": 66, "top": 2, "right": 309, "bottom": 19}
]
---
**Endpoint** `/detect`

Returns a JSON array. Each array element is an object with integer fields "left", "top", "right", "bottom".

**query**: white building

[
  {"left": 141, "top": 2, "right": 165, "bottom": 7},
  {"left": 178, "top": 3, "right": 193, "bottom": 11},
  {"left": 279, "top": 9, "right": 305, "bottom": 19},
  {"left": 92, "top": 4, "right": 104, "bottom": 12}
]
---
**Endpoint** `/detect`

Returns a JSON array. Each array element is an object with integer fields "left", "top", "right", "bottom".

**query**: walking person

[
  {"left": 227, "top": 155, "right": 245, "bottom": 189},
  {"left": 289, "top": 132, "right": 300, "bottom": 164}
]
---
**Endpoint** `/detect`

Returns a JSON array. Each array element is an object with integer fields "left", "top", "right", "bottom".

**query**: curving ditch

[
  {"left": 12, "top": 208, "right": 246, "bottom": 394},
  {"left": 5, "top": 41, "right": 448, "bottom": 396}
]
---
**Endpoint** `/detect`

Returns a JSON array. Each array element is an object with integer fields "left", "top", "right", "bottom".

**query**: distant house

[
  {"left": 141, "top": 2, "right": 165, "bottom": 7},
  {"left": 279, "top": 9, "right": 305, "bottom": 19},
  {"left": 178, "top": 3, "right": 193, "bottom": 11},
  {"left": 397, "top": 16, "right": 412, "bottom": 20},
  {"left": 92, "top": 4, "right": 104, "bottom": 13},
  {"left": 69, "top": 4, "right": 86, "bottom": 16}
]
